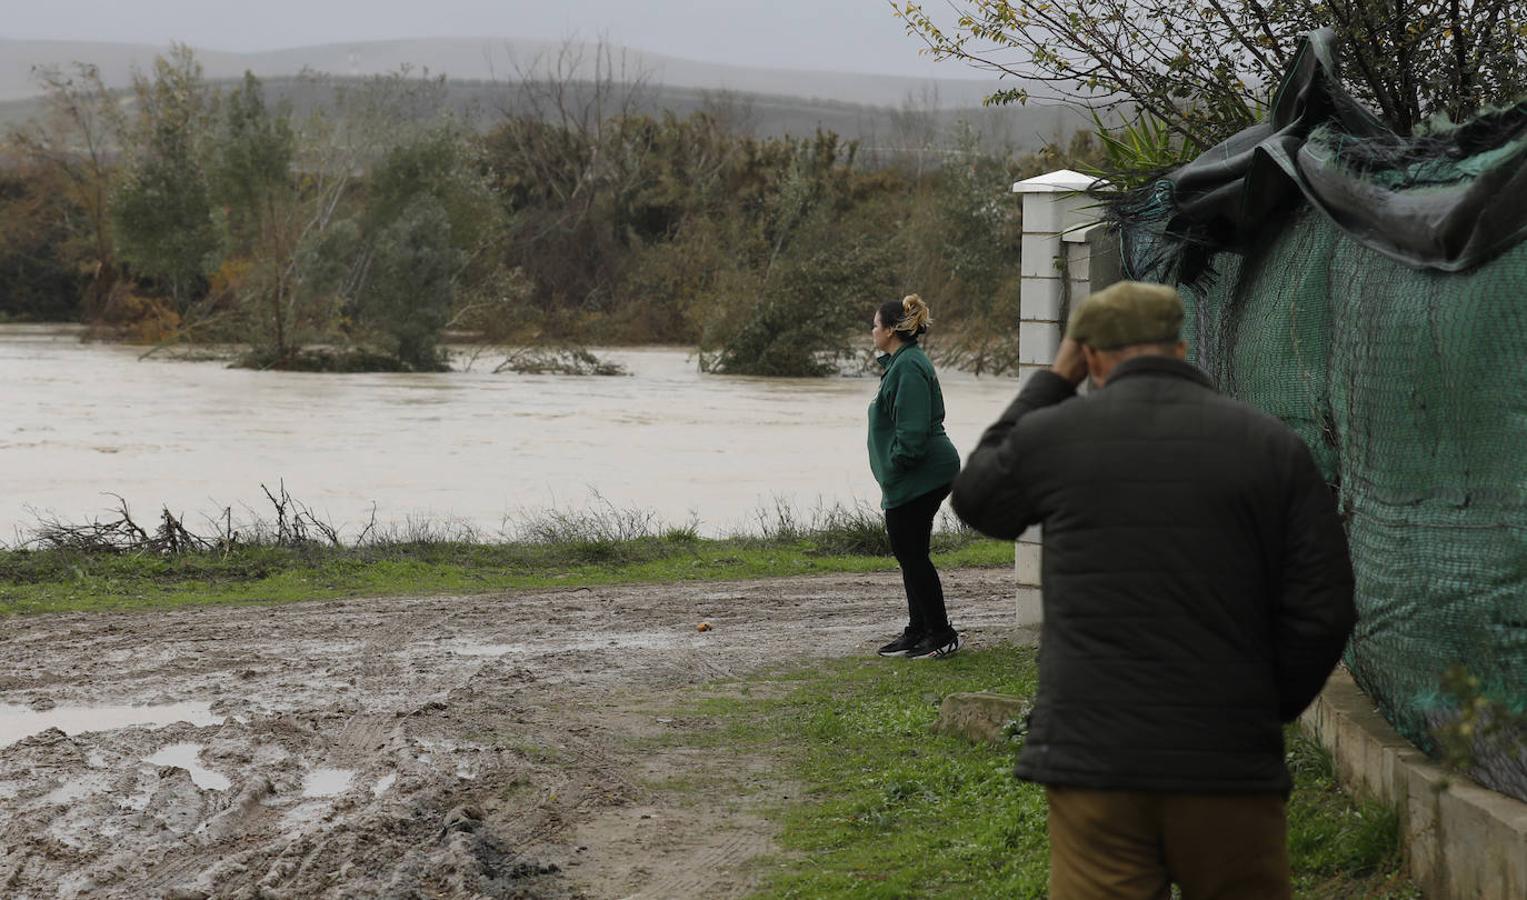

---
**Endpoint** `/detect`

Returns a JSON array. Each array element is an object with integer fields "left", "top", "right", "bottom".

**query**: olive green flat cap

[{"left": 1066, "top": 281, "right": 1183, "bottom": 350}]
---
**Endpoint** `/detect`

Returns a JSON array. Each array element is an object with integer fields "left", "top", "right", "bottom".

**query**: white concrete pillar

[
  {"left": 1011, "top": 170, "right": 1109, "bottom": 618},
  {"left": 1014, "top": 169, "right": 1105, "bottom": 389}
]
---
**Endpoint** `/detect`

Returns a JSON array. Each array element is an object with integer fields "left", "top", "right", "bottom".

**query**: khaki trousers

[{"left": 1046, "top": 786, "right": 1292, "bottom": 900}]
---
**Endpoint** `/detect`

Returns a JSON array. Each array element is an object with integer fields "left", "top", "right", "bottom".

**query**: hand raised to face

[{"left": 1049, "top": 338, "right": 1089, "bottom": 386}]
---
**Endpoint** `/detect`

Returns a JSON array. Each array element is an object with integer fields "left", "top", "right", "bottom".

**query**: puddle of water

[
  {"left": 448, "top": 642, "right": 517, "bottom": 657},
  {"left": 0, "top": 702, "right": 223, "bottom": 748},
  {"left": 443, "top": 631, "right": 674, "bottom": 657},
  {"left": 301, "top": 768, "right": 354, "bottom": 798},
  {"left": 372, "top": 774, "right": 397, "bottom": 797},
  {"left": 40, "top": 775, "right": 104, "bottom": 805},
  {"left": 278, "top": 799, "right": 329, "bottom": 833},
  {"left": 144, "top": 743, "right": 232, "bottom": 791}
]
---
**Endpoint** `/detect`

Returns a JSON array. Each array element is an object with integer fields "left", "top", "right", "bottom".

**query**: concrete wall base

[{"left": 1301, "top": 669, "right": 1527, "bottom": 898}]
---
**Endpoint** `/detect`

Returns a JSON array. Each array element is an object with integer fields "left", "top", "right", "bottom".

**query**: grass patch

[
  {"left": 1286, "top": 730, "right": 1419, "bottom": 897},
  {"left": 0, "top": 534, "right": 1011, "bottom": 616},
  {"left": 666, "top": 646, "right": 1419, "bottom": 899},
  {"left": 3, "top": 494, "right": 1002, "bottom": 616}
]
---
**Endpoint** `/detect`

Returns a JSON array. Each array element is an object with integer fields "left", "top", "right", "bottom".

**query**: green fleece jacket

[{"left": 867, "top": 344, "right": 961, "bottom": 509}]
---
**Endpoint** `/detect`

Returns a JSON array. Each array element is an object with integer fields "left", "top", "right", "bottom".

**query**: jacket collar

[
  {"left": 1104, "top": 355, "right": 1214, "bottom": 390},
  {"left": 877, "top": 343, "right": 921, "bottom": 374}
]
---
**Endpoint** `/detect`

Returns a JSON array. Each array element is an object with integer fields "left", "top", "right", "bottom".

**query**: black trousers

[{"left": 884, "top": 483, "right": 953, "bottom": 635}]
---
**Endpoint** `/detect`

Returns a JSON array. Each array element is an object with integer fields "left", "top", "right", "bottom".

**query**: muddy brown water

[
  {"left": 0, "top": 569, "right": 1033, "bottom": 898},
  {"left": 0, "top": 326, "right": 1024, "bottom": 540}
]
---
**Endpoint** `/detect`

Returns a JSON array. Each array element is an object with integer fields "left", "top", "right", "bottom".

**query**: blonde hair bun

[{"left": 899, "top": 294, "right": 931, "bottom": 335}]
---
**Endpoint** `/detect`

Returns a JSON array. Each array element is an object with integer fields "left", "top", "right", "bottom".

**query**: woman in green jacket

[{"left": 868, "top": 294, "right": 962, "bottom": 660}]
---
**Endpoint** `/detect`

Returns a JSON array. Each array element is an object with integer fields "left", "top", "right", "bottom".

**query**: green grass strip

[
  {"left": 675, "top": 646, "right": 1419, "bottom": 899},
  {"left": 0, "top": 538, "right": 1012, "bottom": 616}
]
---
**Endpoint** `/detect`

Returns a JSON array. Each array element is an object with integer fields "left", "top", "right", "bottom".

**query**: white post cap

[{"left": 1012, "top": 169, "right": 1107, "bottom": 194}]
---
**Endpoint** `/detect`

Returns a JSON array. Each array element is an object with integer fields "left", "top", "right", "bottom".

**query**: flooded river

[{"left": 0, "top": 326, "right": 1024, "bottom": 539}]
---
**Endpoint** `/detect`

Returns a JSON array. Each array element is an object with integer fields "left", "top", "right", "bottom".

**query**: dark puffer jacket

[{"left": 952, "top": 357, "right": 1356, "bottom": 794}]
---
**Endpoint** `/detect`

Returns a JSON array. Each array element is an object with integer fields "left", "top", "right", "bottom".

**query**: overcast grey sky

[{"left": 2, "top": 0, "right": 982, "bottom": 80}]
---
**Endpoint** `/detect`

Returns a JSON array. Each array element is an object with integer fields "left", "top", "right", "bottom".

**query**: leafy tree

[
  {"left": 111, "top": 46, "right": 220, "bottom": 314},
  {"left": 697, "top": 135, "right": 898, "bottom": 376},
  {"left": 894, "top": 1, "right": 1527, "bottom": 148},
  {"left": 699, "top": 217, "right": 897, "bottom": 377},
  {"left": 361, "top": 196, "right": 460, "bottom": 370},
  {"left": 9, "top": 63, "right": 127, "bottom": 318},
  {"left": 211, "top": 73, "right": 295, "bottom": 239},
  {"left": 898, "top": 124, "right": 1023, "bottom": 374},
  {"left": 313, "top": 124, "right": 499, "bottom": 369},
  {"left": 0, "top": 158, "right": 86, "bottom": 320},
  {"left": 364, "top": 125, "right": 497, "bottom": 248},
  {"left": 192, "top": 69, "right": 455, "bottom": 366},
  {"left": 209, "top": 72, "right": 300, "bottom": 356}
]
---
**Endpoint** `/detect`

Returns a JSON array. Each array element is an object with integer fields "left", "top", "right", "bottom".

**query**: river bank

[{"left": 0, "top": 528, "right": 1011, "bottom": 616}]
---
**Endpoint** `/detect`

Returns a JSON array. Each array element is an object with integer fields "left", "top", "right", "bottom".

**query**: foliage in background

[
  {"left": 0, "top": 44, "right": 1106, "bottom": 375},
  {"left": 1432, "top": 664, "right": 1527, "bottom": 790},
  {"left": 232, "top": 120, "right": 509, "bottom": 371},
  {"left": 8, "top": 14, "right": 1526, "bottom": 367},
  {"left": 359, "top": 196, "right": 460, "bottom": 370},
  {"left": 7, "top": 63, "right": 125, "bottom": 321},
  {"left": 0, "top": 154, "right": 86, "bottom": 320},
  {"left": 897, "top": 126, "right": 1088, "bottom": 374},
  {"left": 1077, "top": 109, "right": 1203, "bottom": 192},
  {"left": 894, "top": 0, "right": 1527, "bottom": 154},
  {"left": 111, "top": 46, "right": 220, "bottom": 324},
  {"left": 694, "top": 137, "right": 900, "bottom": 377},
  {"left": 208, "top": 72, "right": 300, "bottom": 358}
]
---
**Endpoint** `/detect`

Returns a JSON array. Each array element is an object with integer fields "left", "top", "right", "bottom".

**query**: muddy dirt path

[{"left": 0, "top": 568, "right": 1027, "bottom": 899}]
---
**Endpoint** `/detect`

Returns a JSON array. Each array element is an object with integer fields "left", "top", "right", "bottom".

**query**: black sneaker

[
  {"left": 877, "top": 628, "right": 922, "bottom": 658},
  {"left": 906, "top": 630, "right": 962, "bottom": 660}
]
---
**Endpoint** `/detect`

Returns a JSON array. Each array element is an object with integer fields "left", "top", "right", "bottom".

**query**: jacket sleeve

[
  {"left": 950, "top": 370, "right": 1076, "bottom": 540},
  {"left": 1273, "top": 442, "right": 1358, "bottom": 722},
  {"left": 888, "top": 369, "right": 932, "bottom": 472}
]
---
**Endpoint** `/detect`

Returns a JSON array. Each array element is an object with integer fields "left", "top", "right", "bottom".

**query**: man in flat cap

[{"left": 952, "top": 281, "right": 1356, "bottom": 899}]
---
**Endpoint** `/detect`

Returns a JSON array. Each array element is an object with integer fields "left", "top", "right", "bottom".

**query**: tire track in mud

[{"left": 0, "top": 568, "right": 1024, "bottom": 898}]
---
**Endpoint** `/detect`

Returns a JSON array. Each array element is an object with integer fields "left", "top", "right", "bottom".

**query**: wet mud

[{"left": 0, "top": 568, "right": 1022, "bottom": 898}]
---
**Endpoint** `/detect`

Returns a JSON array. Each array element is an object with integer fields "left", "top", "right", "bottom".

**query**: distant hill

[
  {"left": 0, "top": 37, "right": 1083, "bottom": 153},
  {"left": 0, "top": 36, "right": 1010, "bottom": 107}
]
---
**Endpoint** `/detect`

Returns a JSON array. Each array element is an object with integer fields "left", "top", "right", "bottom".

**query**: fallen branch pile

[{"left": 23, "top": 482, "right": 358, "bottom": 555}]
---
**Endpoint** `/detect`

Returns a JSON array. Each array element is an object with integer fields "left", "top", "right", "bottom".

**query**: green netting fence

[{"left": 1114, "top": 30, "right": 1527, "bottom": 802}]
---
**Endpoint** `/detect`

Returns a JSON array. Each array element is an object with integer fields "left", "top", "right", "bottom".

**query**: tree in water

[
  {"left": 111, "top": 46, "right": 220, "bottom": 319},
  {"left": 345, "top": 124, "right": 498, "bottom": 369},
  {"left": 362, "top": 196, "right": 460, "bottom": 371},
  {"left": 209, "top": 72, "right": 298, "bottom": 359}
]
